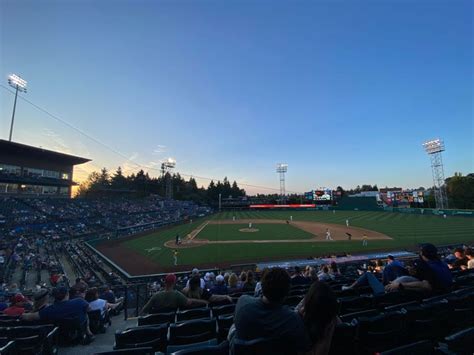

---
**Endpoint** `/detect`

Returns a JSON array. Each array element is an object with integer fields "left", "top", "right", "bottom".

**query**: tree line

[
  {"left": 77, "top": 167, "right": 473, "bottom": 209},
  {"left": 76, "top": 167, "right": 245, "bottom": 204}
]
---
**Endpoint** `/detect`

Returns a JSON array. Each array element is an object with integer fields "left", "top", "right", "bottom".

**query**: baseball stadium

[{"left": 1, "top": 1, "right": 473, "bottom": 354}]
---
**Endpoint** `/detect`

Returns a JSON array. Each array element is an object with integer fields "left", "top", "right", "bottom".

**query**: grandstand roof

[{"left": 0, "top": 139, "right": 90, "bottom": 165}]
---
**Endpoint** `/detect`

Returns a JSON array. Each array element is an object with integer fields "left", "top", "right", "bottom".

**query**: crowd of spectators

[
  {"left": 132, "top": 242, "right": 474, "bottom": 354},
  {"left": 0, "top": 195, "right": 210, "bottom": 240}
]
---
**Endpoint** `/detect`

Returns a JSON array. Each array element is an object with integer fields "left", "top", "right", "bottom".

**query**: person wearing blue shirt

[
  {"left": 382, "top": 255, "right": 409, "bottom": 285},
  {"left": 22, "top": 286, "right": 95, "bottom": 343}
]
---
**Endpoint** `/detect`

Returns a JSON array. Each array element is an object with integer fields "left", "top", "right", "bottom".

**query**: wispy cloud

[
  {"left": 152, "top": 145, "right": 167, "bottom": 155},
  {"left": 42, "top": 128, "right": 70, "bottom": 153}
]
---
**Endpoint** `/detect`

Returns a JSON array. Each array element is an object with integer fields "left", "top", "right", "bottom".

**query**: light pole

[
  {"left": 422, "top": 139, "right": 448, "bottom": 210},
  {"left": 161, "top": 158, "right": 176, "bottom": 199},
  {"left": 7, "top": 74, "right": 28, "bottom": 142},
  {"left": 276, "top": 163, "right": 288, "bottom": 204}
]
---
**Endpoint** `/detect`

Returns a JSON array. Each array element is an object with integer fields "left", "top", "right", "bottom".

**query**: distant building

[{"left": 0, "top": 140, "right": 90, "bottom": 197}]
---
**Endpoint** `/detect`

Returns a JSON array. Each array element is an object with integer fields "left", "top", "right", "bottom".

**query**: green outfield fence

[{"left": 385, "top": 207, "right": 474, "bottom": 217}]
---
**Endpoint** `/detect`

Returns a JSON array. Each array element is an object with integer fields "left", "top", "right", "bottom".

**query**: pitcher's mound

[{"left": 239, "top": 228, "right": 259, "bottom": 233}]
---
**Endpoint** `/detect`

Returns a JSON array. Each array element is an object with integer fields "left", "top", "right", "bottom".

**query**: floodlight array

[
  {"left": 422, "top": 139, "right": 445, "bottom": 154},
  {"left": 8, "top": 74, "right": 27, "bottom": 92},
  {"left": 276, "top": 163, "right": 288, "bottom": 173}
]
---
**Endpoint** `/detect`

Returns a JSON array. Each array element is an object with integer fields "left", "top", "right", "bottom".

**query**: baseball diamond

[{"left": 94, "top": 210, "right": 474, "bottom": 275}]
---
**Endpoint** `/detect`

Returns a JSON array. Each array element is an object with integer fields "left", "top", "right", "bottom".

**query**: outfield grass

[
  {"left": 120, "top": 210, "right": 474, "bottom": 268},
  {"left": 197, "top": 223, "right": 314, "bottom": 241}
]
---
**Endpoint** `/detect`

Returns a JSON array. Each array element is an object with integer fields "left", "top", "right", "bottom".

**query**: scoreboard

[{"left": 305, "top": 188, "right": 333, "bottom": 203}]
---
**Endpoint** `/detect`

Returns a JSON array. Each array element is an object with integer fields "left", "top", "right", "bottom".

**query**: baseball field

[{"left": 95, "top": 210, "right": 474, "bottom": 275}]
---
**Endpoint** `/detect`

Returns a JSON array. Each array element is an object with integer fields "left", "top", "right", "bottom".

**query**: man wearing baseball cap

[{"left": 141, "top": 273, "right": 207, "bottom": 315}]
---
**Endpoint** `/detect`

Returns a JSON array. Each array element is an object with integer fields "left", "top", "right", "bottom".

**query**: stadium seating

[
  {"left": 176, "top": 308, "right": 211, "bottom": 322},
  {"left": 438, "top": 327, "right": 474, "bottom": 354},
  {"left": 0, "top": 339, "right": 15, "bottom": 355},
  {"left": 216, "top": 315, "right": 234, "bottom": 343},
  {"left": 211, "top": 304, "right": 235, "bottom": 317},
  {"left": 114, "top": 324, "right": 168, "bottom": 352},
  {"left": 94, "top": 348, "right": 154, "bottom": 355},
  {"left": 379, "top": 340, "right": 435, "bottom": 355},
  {"left": 169, "top": 340, "right": 228, "bottom": 354},
  {"left": 168, "top": 319, "right": 217, "bottom": 346},
  {"left": 232, "top": 337, "right": 290, "bottom": 355},
  {"left": 137, "top": 312, "right": 176, "bottom": 326}
]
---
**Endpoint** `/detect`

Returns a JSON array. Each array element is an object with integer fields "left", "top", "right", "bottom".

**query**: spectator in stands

[
  {"left": 85, "top": 287, "right": 122, "bottom": 319},
  {"left": 465, "top": 248, "right": 474, "bottom": 269},
  {"left": 70, "top": 278, "right": 88, "bottom": 296},
  {"left": 3, "top": 294, "right": 29, "bottom": 316},
  {"left": 182, "top": 275, "right": 232, "bottom": 303},
  {"left": 22, "top": 285, "right": 95, "bottom": 342},
  {"left": 318, "top": 266, "right": 332, "bottom": 282},
  {"left": 7, "top": 283, "right": 20, "bottom": 295},
  {"left": 304, "top": 265, "right": 313, "bottom": 278},
  {"left": 210, "top": 275, "right": 228, "bottom": 295},
  {"left": 382, "top": 255, "right": 409, "bottom": 285},
  {"left": 223, "top": 272, "right": 230, "bottom": 285},
  {"left": 185, "top": 268, "right": 205, "bottom": 289},
  {"left": 291, "top": 266, "right": 309, "bottom": 285},
  {"left": 232, "top": 267, "right": 311, "bottom": 353},
  {"left": 100, "top": 285, "right": 122, "bottom": 304},
  {"left": 141, "top": 274, "right": 207, "bottom": 314},
  {"left": 241, "top": 271, "right": 256, "bottom": 292},
  {"left": 204, "top": 272, "right": 215, "bottom": 289},
  {"left": 329, "top": 261, "right": 341, "bottom": 278},
  {"left": 228, "top": 273, "right": 240, "bottom": 293},
  {"left": 33, "top": 289, "right": 49, "bottom": 312},
  {"left": 299, "top": 281, "right": 338, "bottom": 355},
  {"left": 385, "top": 243, "right": 452, "bottom": 293},
  {"left": 448, "top": 247, "right": 468, "bottom": 270},
  {"left": 237, "top": 271, "right": 247, "bottom": 289}
]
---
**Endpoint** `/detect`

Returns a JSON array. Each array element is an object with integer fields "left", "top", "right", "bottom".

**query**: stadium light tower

[
  {"left": 276, "top": 163, "right": 288, "bottom": 204},
  {"left": 422, "top": 139, "right": 448, "bottom": 209},
  {"left": 161, "top": 158, "right": 176, "bottom": 199},
  {"left": 7, "top": 74, "right": 28, "bottom": 142}
]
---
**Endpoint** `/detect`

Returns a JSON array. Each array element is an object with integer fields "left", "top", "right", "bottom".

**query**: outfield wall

[{"left": 385, "top": 207, "right": 474, "bottom": 217}]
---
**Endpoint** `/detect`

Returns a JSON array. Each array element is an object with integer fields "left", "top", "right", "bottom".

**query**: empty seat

[
  {"left": 329, "top": 322, "right": 358, "bottom": 355},
  {"left": 0, "top": 335, "right": 42, "bottom": 354},
  {"left": 169, "top": 319, "right": 217, "bottom": 346},
  {"left": 356, "top": 311, "right": 405, "bottom": 353},
  {"left": 0, "top": 339, "right": 14, "bottom": 355},
  {"left": 53, "top": 317, "right": 87, "bottom": 346},
  {"left": 338, "top": 295, "right": 373, "bottom": 314},
  {"left": 88, "top": 309, "right": 106, "bottom": 334},
  {"left": 217, "top": 315, "right": 234, "bottom": 343},
  {"left": 137, "top": 312, "right": 175, "bottom": 326},
  {"left": 408, "top": 300, "right": 452, "bottom": 341},
  {"left": 440, "top": 327, "right": 474, "bottom": 355},
  {"left": 176, "top": 308, "right": 211, "bottom": 322},
  {"left": 339, "top": 308, "right": 379, "bottom": 323},
  {"left": 211, "top": 304, "right": 235, "bottom": 318},
  {"left": 114, "top": 324, "right": 168, "bottom": 352},
  {"left": 379, "top": 340, "right": 434, "bottom": 355},
  {"left": 169, "top": 340, "right": 229, "bottom": 355},
  {"left": 6, "top": 325, "right": 58, "bottom": 355},
  {"left": 93, "top": 347, "right": 154, "bottom": 355},
  {"left": 233, "top": 337, "right": 291, "bottom": 355}
]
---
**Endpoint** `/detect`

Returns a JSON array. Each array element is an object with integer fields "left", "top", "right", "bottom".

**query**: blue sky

[{"left": 1, "top": 0, "right": 472, "bottom": 194}]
